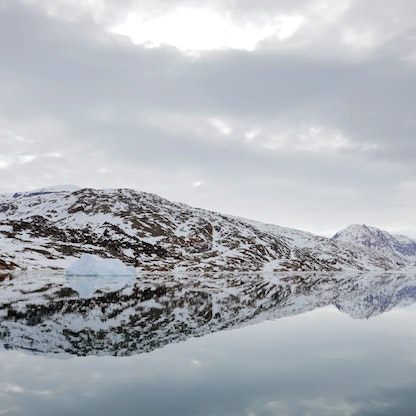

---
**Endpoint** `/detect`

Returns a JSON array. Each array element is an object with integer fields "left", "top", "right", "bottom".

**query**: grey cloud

[
  {"left": 2, "top": 2, "right": 415, "bottom": 149},
  {"left": 1, "top": 1, "right": 416, "bottom": 233}
]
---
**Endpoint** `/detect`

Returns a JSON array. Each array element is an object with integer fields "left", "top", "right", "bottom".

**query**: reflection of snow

[
  {"left": 2, "top": 271, "right": 416, "bottom": 356},
  {"left": 65, "top": 254, "right": 136, "bottom": 277},
  {"left": 66, "top": 275, "right": 136, "bottom": 298},
  {"left": 65, "top": 254, "right": 136, "bottom": 297}
]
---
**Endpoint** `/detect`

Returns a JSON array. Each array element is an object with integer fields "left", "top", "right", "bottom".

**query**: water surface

[{"left": 1, "top": 271, "right": 416, "bottom": 415}]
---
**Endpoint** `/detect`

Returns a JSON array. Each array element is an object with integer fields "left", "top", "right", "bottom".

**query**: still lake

[{"left": 1, "top": 271, "right": 416, "bottom": 416}]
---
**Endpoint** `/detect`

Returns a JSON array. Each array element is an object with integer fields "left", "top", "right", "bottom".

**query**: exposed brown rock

[{"left": 0, "top": 259, "right": 18, "bottom": 270}]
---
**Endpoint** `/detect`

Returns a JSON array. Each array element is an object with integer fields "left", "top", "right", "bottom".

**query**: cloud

[
  {"left": 19, "top": 0, "right": 416, "bottom": 58},
  {"left": 1, "top": 1, "right": 416, "bottom": 234}
]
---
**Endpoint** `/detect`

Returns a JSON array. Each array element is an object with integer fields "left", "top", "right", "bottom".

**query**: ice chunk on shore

[{"left": 65, "top": 254, "right": 136, "bottom": 277}]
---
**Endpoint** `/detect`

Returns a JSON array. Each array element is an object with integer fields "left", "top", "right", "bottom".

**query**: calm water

[{"left": 1, "top": 272, "right": 416, "bottom": 415}]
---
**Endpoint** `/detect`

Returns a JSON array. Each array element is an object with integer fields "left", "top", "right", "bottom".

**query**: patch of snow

[
  {"left": 30, "top": 184, "right": 81, "bottom": 193},
  {"left": 12, "top": 185, "right": 81, "bottom": 199}
]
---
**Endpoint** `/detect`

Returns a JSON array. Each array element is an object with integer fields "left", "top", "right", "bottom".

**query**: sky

[{"left": 1, "top": 0, "right": 416, "bottom": 237}]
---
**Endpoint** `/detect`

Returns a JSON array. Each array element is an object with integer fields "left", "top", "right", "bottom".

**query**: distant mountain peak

[
  {"left": 333, "top": 223, "right": 377, "bottom": 235},
  {"left": 332, "top": 224, "right": 416, "bottom": 261}
]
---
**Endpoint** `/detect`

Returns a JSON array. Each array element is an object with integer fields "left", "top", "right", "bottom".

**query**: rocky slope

[{"left": 0, "top": 186, "right": 414, "bottom": 272}]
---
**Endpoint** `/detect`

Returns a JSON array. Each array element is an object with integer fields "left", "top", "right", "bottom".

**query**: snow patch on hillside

[{"left": 12, "top": 185, "right": 81, "bottom": 199}]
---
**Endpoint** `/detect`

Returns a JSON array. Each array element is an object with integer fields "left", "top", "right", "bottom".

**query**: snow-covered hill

[
  {"left": 0, "top": 186, "right": 414, "bottom": 272},
  {"left": 332, "top": 224, "right": 416, "bottom": 267}
]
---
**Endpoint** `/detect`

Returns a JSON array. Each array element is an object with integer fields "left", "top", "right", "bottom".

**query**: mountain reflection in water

[{"left": 1, "top": 271, "right": 416, "bottom": 356}]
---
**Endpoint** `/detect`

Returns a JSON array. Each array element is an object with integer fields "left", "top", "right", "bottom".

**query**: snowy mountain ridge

[
  {"left": 332, "top": 224, "right": 416, "bottom": 263},
  {"left": 0, "top": 186, "right": 415, "bottom": 272}
]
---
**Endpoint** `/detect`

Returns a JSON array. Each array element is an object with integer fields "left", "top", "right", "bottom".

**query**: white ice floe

[{"left": 65, "top": 254, "right": 136, "bottom": 277}]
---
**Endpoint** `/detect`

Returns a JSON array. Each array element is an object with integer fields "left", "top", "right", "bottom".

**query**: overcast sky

[{"left": 1, "top": 0, "right": 416, "bottom": 236}]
